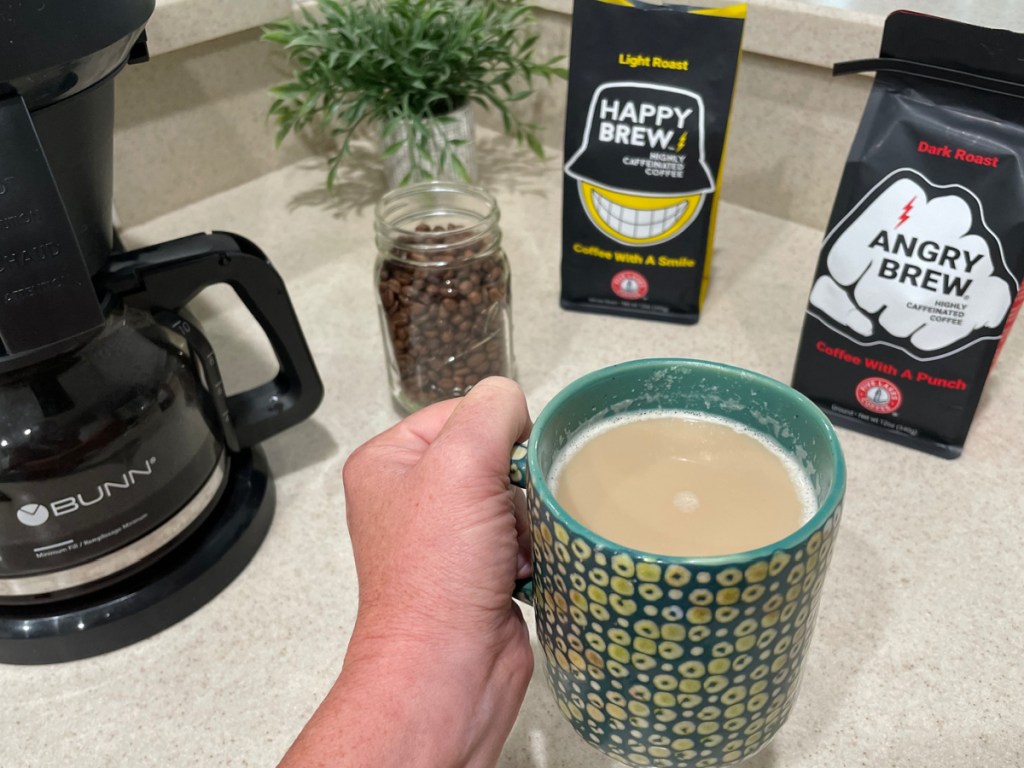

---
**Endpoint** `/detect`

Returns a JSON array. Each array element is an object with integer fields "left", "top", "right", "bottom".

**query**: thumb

[{"left": 425, "top": 377, "right": 531, "bottom": 479}]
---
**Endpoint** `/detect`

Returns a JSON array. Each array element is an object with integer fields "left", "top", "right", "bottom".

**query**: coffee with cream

[{"left": 549, "top": 411, "right": 816, "bottom": 557}]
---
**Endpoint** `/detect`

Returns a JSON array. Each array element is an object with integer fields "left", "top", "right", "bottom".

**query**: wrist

[{"left": 280, "top": 612, "right": 533, "bottom": 768}]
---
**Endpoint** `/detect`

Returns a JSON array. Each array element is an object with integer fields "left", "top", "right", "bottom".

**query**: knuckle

[{"left": 342, "top": 443, "right": 372, "bottom": 488}]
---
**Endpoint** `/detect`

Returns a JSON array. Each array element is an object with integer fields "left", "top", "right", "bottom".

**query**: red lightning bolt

[{"left": 896, "top": 195, "right": 916, "bottom": 228}]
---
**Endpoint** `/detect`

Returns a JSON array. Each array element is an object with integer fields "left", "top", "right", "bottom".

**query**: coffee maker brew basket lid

[{"left": 0, "top": 0, "right": 155, "bottom": 104}]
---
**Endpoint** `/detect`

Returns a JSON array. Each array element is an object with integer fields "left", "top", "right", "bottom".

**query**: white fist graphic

[{"left": 810, "top": 175, "right": 1014, "bottom": 356}]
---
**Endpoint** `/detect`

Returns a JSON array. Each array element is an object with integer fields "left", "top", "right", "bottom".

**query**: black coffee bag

[
  {"left": 792, "top": 11, "right": 1024, "bottom": 458},
  {"left": 559, "top": 0, "right": 744, "bottom": 323}
]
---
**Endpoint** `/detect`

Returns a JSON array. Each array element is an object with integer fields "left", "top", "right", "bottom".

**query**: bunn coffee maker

[{"left": 0, "top": 1, "right": 324, "bottom": 663}]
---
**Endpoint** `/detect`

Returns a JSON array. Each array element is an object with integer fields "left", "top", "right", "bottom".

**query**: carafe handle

[{"left": 99, "top": 231, "right": 324, "bottom": 449}]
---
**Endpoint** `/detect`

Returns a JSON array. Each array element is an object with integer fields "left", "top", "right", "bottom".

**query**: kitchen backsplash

[{"left": 113, "top": 1, "right": 873, "bottom": 231}]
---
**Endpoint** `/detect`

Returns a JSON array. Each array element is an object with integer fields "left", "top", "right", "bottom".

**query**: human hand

[
  {"left": 280, "top": 377, "right": 533, "bottom": 768},
  {"left": 342, "top": 375, "right": 533, "bottom": 650}
]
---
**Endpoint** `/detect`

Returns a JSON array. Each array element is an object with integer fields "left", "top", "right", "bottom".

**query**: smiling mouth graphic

[
  {"left": 591, "top": 190, "right": 689, "bottom": 241},
  {"left": 579, "top": 182, "right": 703, "bottom": 245}
]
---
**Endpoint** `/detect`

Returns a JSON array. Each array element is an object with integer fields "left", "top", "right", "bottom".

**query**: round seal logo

[
  {"left": 611, "top": 270, "right": 649, "bottom": 300},
  {"left": 856, "top": 377, "right": 902, "bottom": 414}
]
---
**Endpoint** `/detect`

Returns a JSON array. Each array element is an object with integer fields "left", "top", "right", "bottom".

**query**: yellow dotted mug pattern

[{"left": 527, "top": 481, "right": 841, "bottom": 768}]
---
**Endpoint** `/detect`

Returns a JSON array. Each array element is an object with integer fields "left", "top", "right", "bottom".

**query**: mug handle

[
  {"left": 510, "top": 442, "right": 529, "bottom": 489},
  {"left": 510, "top": 442, "right": 535, "bottom": 604}
]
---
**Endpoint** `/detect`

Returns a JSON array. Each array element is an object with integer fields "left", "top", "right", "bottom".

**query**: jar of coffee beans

[{"left": 374, "top": 181, "right": 515, "bottom": 412}]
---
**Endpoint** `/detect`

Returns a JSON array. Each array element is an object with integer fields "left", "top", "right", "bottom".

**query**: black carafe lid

[{"left": 0, "top": 0, "right": 155, "bottom": 107}]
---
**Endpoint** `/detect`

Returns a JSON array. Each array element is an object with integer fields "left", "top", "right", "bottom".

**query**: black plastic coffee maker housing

[{"left": 0, "top": 1, "right": 324, "bottom": 663}]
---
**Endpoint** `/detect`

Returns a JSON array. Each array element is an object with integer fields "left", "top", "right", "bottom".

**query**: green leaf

[
  {"left": 381, "top": 139, "right": 405, "bottom": 157},
  {"left": 327, "top": 157, "right": 341, "bottom": 190},
  {"left": 274, "top": 123, "right": 292, "bottom": 147},
  {"left": 450, "top": 152, "right": 469, "bottom": 182},
  {"left": 269, "top": 81, "right": 309, "bottom": 97},
  {"left": 300, "top": 5, "right": 319, "bottom": 26},
  {"left": 526, "top": 131, "right": 544, "bottom": 158},
  {"left": 319, "top": 0, "right": 344, "bottom": 16}
]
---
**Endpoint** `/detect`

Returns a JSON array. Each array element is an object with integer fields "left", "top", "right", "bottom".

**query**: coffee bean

[{"left": 377, "top": 221, "right": 512, "bottom": 408}]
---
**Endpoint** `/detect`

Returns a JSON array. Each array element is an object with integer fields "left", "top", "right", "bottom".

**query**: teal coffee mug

[{"left": 510, "top": 359, "right": 846, "bottom": 767}]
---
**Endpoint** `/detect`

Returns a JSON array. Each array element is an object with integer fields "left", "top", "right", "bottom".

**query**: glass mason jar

[{"left": 374, "top": 181, "right": 515, "bottom": 413}]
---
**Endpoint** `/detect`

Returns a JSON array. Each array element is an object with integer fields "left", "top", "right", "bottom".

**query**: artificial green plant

[{"left": 263, "top": 0, "right": 566, "bottom": 187}]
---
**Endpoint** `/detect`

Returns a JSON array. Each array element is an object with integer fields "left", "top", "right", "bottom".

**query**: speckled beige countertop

[{"left": 2, "top": 140, "right": 1022, "bottom": 766}]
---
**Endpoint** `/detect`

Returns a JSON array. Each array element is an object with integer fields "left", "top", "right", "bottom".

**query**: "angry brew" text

[{"left": 869, "top": 230, "right": 983, "bottom": 296}]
